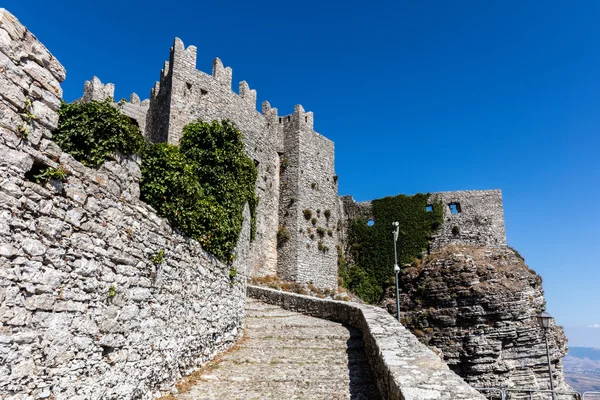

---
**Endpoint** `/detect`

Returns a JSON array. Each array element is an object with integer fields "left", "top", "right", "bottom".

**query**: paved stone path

[{"left": 178, "top": 299, "right": 380, "bottom": 400}]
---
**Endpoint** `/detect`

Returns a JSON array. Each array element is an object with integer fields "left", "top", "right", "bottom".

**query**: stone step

[{"left": 177, "top": 300, "right": 381, "bottom": 400}]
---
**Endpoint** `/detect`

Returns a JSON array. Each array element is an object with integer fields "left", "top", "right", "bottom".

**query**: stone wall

[
  {"left": 277, "top": 105, "right": 339, "bottom": 289},
  {"left": 340, "top": 190, "right": 507, "bottom": 255},
  {"left": 76, "top": 76, "right": 150, "bottom": 134},
  {"left": 247, "top": 285, "right": 486, "bottom": 400},
  {"left": 142, "top": 38, "right": 339, "bottom": 288},
  {"left": 428, "top": 190, "right": 507, "bottom": 250},
  {"left": 0, "top": 10, "right": 248, "bottom": 399}
]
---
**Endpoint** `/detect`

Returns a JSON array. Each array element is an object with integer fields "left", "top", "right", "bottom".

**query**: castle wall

[
  {"left": 77, "top": 76, "right": 150, "bottom": 134},
  {"left": 144, "top": 39, "right": 281, "bottom": 279},
  {"left": 119, "top": 93, "right": 149, "bottom": 134},
  {"left": 276, "top": 106, "right": 338, "bottom": 288},
  {"left": 0, "top": 11, "right": 248, "bottom": 398},
  {"left": 339, "top": 190, "right": 507, "bottom": 263},
  {"left": 428, "top": 190, "right": 507, "bottom": 250},
  {"left": 144, "top": 39, "right": 339, "bottom": 287}
]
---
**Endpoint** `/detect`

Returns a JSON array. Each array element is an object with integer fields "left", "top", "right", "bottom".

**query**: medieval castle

[
  {"left": 0, "top": 9, "right": 573, "bottom": 399},
  {"left": 80, "top": 38, "right": 508, "bottom": 290}
]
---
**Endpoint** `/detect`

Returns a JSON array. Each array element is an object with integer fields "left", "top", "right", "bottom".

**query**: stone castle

[
  {"left": 79, "top": 38, "right": 509, "bottom": 290},
  {"left": 0, "top": 8, "right": 570, "bottom": 399}
]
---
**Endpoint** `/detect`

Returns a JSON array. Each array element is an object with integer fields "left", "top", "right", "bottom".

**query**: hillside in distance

[{"left": 564, "top": 347, "right": 600, "bottom": 393}]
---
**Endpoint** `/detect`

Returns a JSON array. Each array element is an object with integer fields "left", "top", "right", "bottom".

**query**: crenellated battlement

[
  {"left": 77, "top": 76, "right": 114, "bottom": 103},
  {"left": 238, "top": 81, "right": 256, "bottom": 108},
  {"left": 72, "top": 36, "right": 336, "bottom": 288},
  {"left": 212, "top": 57, "right": 232, "bottom": 88},
  {"left": 276, "top": 104, "right": 315, "bottom": 131}
]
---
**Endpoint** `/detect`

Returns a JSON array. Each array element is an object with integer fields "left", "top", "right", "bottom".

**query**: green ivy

[
  {"left": 341, "top": 193, "right": 444, "bottom": 304},
  {"left": 54, "top": 99, "right": 144, "bottom": 167},
  {"left": 140, "top": 120, "right": 257, "bottom": 263}
]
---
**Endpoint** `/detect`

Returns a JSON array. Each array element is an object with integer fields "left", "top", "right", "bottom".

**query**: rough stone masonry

[
  {"left": 0, "top": 9, "right": 250, "bottom": 399},
  {"left": 0, "top": 6, "right": 567, "bottom": 400},
  {"left": 79, "top": 39, "right": 341, "bottom": 290}
]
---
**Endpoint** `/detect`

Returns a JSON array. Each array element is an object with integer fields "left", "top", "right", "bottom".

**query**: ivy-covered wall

[{"left": 340, "top": 194, "right": 444, "bottom": 303}]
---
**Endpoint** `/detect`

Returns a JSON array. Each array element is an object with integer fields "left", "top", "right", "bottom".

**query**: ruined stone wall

[
  {"left": 428, "top": 189, "right": 507, "bottom": 250},
  {"left": 0, "top": 10, "right": 248, "bottom": 398},
  {"left": 340, "top": 190, "right": 507, "bottom": 255}
]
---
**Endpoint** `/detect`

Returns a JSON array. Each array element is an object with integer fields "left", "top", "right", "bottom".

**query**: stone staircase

[{"left": 177, "top": 299, "right": 380, "bottom": 399}]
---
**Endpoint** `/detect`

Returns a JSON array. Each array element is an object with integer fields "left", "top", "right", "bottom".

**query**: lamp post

[
  {"left": 392, "top": 222, "right": 400, "bottom": 322},
  {"left": 536, "top": 311, "right": 555, "bottom": 400}
]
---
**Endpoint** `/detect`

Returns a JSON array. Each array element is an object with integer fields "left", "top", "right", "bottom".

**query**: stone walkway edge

[{"left": 247, "top": 285, "right": 486, "bottom": 400}]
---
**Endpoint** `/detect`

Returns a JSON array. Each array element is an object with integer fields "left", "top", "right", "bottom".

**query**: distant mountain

[
  {"left": 564, "top": 347, "right": 600, "bottom": 393},
  {"left": 568, "top": 347, "right": 600, "bottom": 361}
]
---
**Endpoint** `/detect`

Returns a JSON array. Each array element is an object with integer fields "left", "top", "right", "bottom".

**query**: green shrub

[
  {"left": 318, "top": 240, "right": 329, "bottom": 253},
  {"left": 316, "top": 226, "right": 326, "bottom": 237},
  {"left": 324, "top": 209, "right": 331, "bottom": 221},
  {"left": 303, "top": 209, "right": 312, "bottom": 220},
  {"left": 54, "top": 99, "right": 144, "bottom": 167},
  {"left": 452, "top": 226, "right": 460, "bottom": 236},
  {"left": 140, "top": 120, "right": 257, "bottom": 263}
]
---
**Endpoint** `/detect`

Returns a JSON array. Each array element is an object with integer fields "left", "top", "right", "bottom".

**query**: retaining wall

[
  {"left": 0, "top": 9, "right": 248, "bottom": 399},
  {"left": 247, "top": 285, "right": 486, "bottom": 400}
]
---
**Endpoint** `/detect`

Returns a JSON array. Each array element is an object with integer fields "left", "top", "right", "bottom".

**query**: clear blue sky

[{"left": 7, "top": 0, "right": 599, "bottom": 344}]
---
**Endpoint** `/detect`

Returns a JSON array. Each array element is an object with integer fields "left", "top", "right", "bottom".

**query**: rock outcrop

[{"left": 392, "top": 245, "right": 570, "bottom": 393}]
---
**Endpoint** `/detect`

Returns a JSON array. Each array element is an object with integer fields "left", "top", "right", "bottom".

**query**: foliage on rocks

[
  {"left": 340, "top": 193, "right": 444, "bottom": 304},
  {"left": 54, "top": 99, "right": 144, "bottom": 167},
  {"left": 31, "top": 166, "right": 69, "bottom": 183},
  {"left": 140, "top": 120, "right": 258, "bottom": 263}
]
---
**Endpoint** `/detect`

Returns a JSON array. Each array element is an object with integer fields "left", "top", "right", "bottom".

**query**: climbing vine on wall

[
  {"left": 340, "top": 193, "right": 444, "bottom": 304},
  {"left": 140, "top": 120, "right": 258, "bottom": 263}
]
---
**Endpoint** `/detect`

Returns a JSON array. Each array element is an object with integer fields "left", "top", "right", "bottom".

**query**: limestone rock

[{"left": 395, "top": 245, "right": 571, "bottom": 393}]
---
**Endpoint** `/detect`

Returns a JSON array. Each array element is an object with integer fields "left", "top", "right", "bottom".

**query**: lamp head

[{"left": 536, "top": 311, "right": 553, "bottom": 330}]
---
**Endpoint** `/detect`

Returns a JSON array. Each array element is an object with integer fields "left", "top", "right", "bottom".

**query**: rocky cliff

[{"left": 390, "top": 245, "right": 571, "bottom": 393}]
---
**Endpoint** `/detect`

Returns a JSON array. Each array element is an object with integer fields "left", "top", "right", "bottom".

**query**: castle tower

[
  {"left": 277, "top": 105, "right": 339, "bottom": 289},
  {"left": 144, "top": 39, "right": 339, "bottom": 289}
]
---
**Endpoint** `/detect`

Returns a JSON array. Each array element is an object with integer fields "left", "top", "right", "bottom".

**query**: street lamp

[
  {"left": 392, "top": 222, "right": 400, "bottom": 322},
  {"left": 536, "top": 311, "right": 555, "bottom": 399}
]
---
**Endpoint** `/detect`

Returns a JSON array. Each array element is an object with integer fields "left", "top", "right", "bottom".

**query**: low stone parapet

[{"left": 247, "top": 285, "right": 486, "bottom": 400}]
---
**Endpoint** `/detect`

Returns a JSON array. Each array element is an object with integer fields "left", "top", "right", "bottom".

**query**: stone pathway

[{"left": 178, "top": 299, "right": 380, "bottom": 400}]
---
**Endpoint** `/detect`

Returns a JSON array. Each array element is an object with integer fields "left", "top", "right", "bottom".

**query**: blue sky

[{"left": 7, "top": 0, "right": 599, "bottom": 345}]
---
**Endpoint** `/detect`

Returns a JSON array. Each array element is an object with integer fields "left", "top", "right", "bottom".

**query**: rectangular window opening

[
  {"left": 449, "top": 202, "right": 461, "bottom": 214},
  {"left": 426, "top": 205, "right": 433, "bottom": 212}
]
